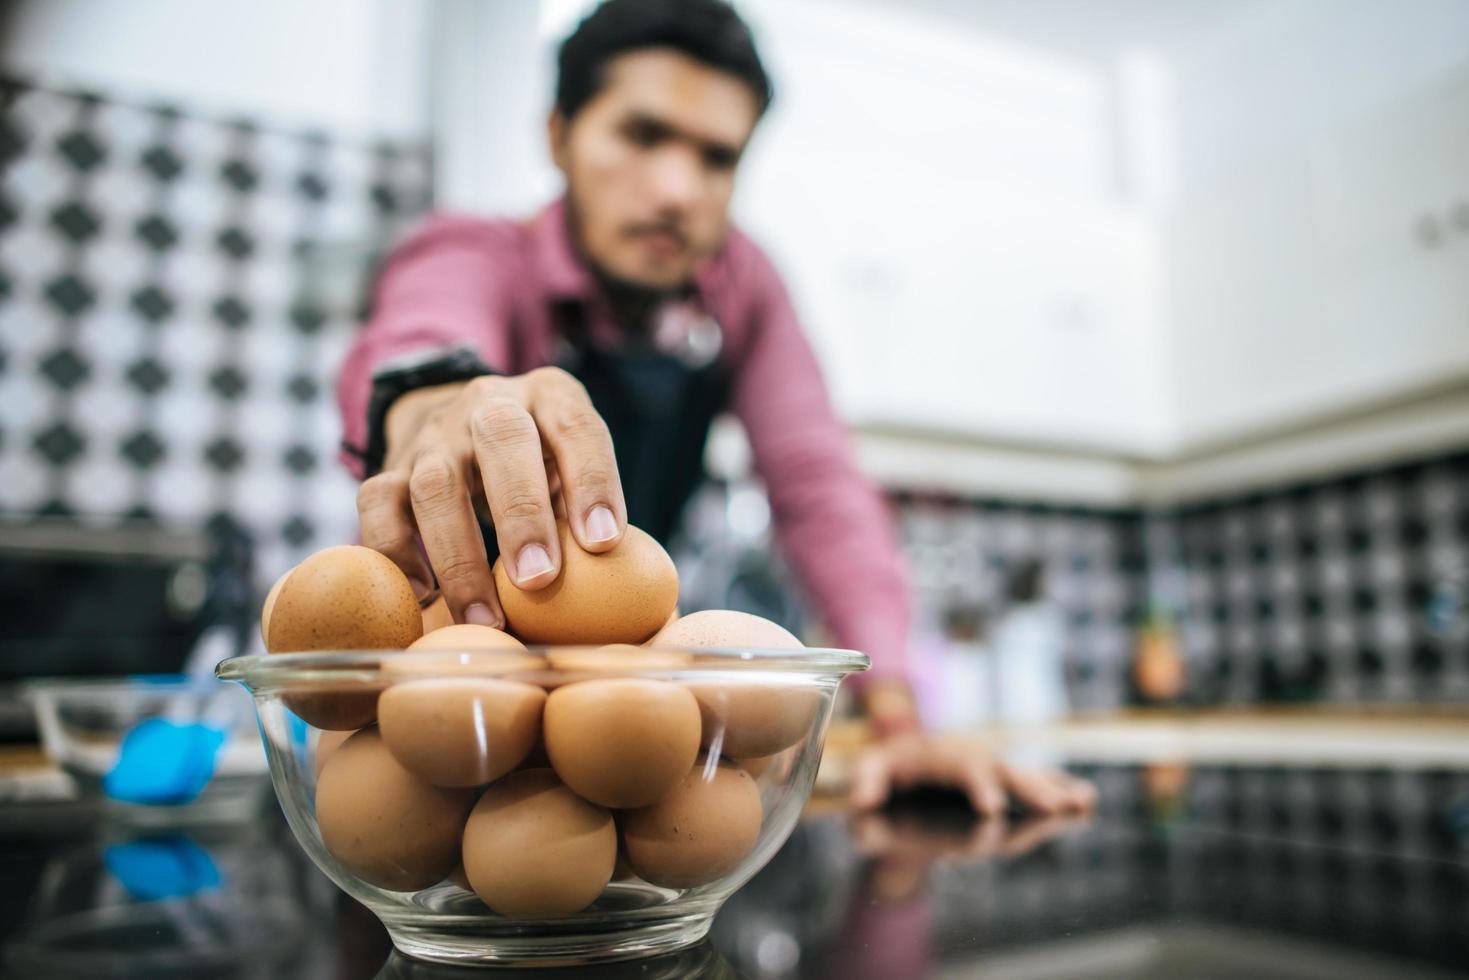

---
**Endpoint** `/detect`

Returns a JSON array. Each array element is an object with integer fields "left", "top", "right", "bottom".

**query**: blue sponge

[{"left": 103, "top": 718, "right": 227, "bottom": 805}]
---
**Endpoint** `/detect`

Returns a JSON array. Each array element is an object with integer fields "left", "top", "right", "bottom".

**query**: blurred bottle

[
  {"left": 910, "top": 604, "right": 993, "bottom": 732},
  {"left": 1133, "top": 609, "right": 1185, "bottom": 703},
  {"left": 992, "top": 560, "right": 1069, "bottom": 727}
]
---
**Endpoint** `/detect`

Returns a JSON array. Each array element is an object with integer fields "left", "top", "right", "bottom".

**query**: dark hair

[{"left": 556, "top": 0, "right": 773, "bottom": 121}]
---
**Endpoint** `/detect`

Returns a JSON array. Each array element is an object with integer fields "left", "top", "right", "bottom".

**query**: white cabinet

[
  {"left": 753, "top": 184, "right": 1169, "bottom": 455},
  {"left": 1318, "top": 69, "right": 1469, "bottom": 399},
  {"left": 1166, "top": 69, "right": 1469, "bottom": 448},
  {"left": 733, "top": 0, "right": 1171, "bottom": 456}
]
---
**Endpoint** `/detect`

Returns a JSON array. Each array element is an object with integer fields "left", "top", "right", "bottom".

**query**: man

[{"left": 338, "top": 0, "right": 1093, "bottom": 815}]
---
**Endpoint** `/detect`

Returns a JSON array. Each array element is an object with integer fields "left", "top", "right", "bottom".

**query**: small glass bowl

[
  {"left": 217, "top": 645, "right": 867, "bottom": 966},
  {"left": 25, "top": 675, "right": 269, "bottom": 825}
]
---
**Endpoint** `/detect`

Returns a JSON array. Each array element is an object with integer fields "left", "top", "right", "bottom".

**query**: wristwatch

[{"left": 347, "top": 346, "right": 497, "bottom": 477}]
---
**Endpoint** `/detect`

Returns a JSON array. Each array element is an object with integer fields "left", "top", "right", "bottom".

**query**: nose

[{"left": 647, "top": 144, "right": 702, "bottom": 213}]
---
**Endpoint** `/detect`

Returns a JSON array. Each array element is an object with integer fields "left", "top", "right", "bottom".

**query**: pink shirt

[{"left": 337, "top": 199, "right": 911, "bottom": 681}]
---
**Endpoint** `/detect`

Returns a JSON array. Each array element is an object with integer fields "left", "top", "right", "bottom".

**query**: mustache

[{"left": 622, "top": 221, "right": 689, "bottom": 247}]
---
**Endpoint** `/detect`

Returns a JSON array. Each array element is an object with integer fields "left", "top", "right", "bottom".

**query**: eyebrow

[{"left": 624, "top": 110, "right": 746, "bottom": 162}]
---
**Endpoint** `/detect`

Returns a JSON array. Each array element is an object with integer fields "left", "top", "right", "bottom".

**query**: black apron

[{"left": 551, "top": 299, "right": 731, "bottom": 547}]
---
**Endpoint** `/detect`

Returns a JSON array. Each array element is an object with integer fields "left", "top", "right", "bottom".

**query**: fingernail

[
  {"left": 465, "top": 603, "right": 498, "bottom": 628},
  {"left": 584, "top": 505, "right": 618, "bottom": 544},
  {"left": 515, "top": 543, "right": 553, "bottom": 584}
]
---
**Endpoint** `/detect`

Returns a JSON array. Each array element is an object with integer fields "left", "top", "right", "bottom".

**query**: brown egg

[
  {"left": 737, "top": 755, "right": 774, "bottom": 778},
  {"left": 284, "top": 680, "right": 385, "bottom": 731},
  {"left": 267, "top": 547, "right": 422, "bottom": 729},
  {"left": 689, "top": 682, "right": 820, "bottom": 759},
  {"left": 543, "top": 679, "right": 701, "bottom": 808},
  {"left": 540, "top": 644, "right": 692, "bottom": 687},
  {"left": 316, "top": 730, "right": 473, "bottom": 892},
  {"left": 652, "top": 610, "right": 817, "bottom": 757},
  {"left": 622, "top": 760, "right": 763, "bottom": 888},
  {"left": 378, "top": 678, "right": 546, "bottom": 787},
  {"left": 420, "top": 594, "right": 456, "bottom": 634},
  {"left": 260, "top": 567, "right": 294, "bottom": 645},
  {"left": 409, "top": 623, "right": 526, "bottom": 652},
  {"left": 651, "top": 609, "right": 802, "bottom": 651},
  {"left": 493, "top": 521, "right": 677, "bottom": 645},
  {"left": 267, "top": 545, "right": 422, "bottom": 653},
  {"left": 313, "top": 728, "right": 355, "bottom": 778},
  {"left": 394, "top": 626, "right": 545, "bottom": 678},
  {"left": 384, "top": 648, "right": 547, "bottom": 678},
  {"left": 461, "top": 768, "right": 616, "bottom": 917}
]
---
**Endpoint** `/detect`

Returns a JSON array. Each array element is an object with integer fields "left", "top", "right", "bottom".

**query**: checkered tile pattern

[
  {"left": 0, "top": 79, "right": 431, "bottom": 603},
  {"left": 1165, "top": 453, "right": 1469, "bottom": 704},
  {"left": 891, "top": 452, "right": 1469, "bottom": 708},
  {"left": 891, "top": 493, "right": 1145, "bottom": 710}
]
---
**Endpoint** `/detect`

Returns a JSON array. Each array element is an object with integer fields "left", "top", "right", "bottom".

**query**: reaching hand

[
  {"left": 355, "top": 367, "right": 626, "bottom": 628},
  {"left": 849, "top": 731, "right": 1097, "bottom": 816}
]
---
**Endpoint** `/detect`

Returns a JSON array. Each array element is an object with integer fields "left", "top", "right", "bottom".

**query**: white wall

[
  {"left": 432, "top": 0, "right": 558, "bottom": 216},
  {"left": 1171, "top": 0, "right": 1469, "bottom": 195},
  {"left": 0, "top": 0, "right": 433, "bottom": 138},
  {"left": 1163, "top": 0, "right": 1469, "bottom": 447}
]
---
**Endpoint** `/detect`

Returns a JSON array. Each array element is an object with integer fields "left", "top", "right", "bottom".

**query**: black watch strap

[{"left": 346, "top": 346, "right": 497, "bottom": 477}]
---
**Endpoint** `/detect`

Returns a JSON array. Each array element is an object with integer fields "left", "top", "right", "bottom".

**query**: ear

[{"left": 547, "top": 110, "right": 569, "bottom": 173}]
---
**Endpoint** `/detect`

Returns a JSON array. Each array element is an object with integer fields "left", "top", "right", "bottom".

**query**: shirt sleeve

[
  {"left": 727, "top": 242, "right": 913, "bottom": 685},
  {"left": 336, "top": 214, "right": 519, "bottom": 476}
]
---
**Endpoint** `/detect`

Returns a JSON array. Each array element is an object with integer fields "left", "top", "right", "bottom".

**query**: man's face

[{"left": 551, "top": 48, "right": 760, "bottom": 290}]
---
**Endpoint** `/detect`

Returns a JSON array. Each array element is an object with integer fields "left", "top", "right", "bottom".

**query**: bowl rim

[
  {"left": 216, "top": 645, "right": 870, "bottom": 686},
  {"left": 22, "top": 673, "right": 225, "bottom": 701}
]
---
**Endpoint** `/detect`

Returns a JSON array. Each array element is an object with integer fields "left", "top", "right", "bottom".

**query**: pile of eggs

[{"left": 260, "top": 523, "right": 816, "bottom": 918}]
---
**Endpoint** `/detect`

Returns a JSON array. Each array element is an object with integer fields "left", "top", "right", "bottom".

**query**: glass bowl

[
  {"left": 216, "top": 645, "right": 867, "bottom": 965},
  {"left": 25, "top": 675, "right": 270, "bottom": 825}
]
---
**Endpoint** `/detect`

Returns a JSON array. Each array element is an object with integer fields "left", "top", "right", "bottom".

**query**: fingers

[
  {"left": 406, "top": 451, "right": 503, "bottom": 628},
  {"left": 526, "top": 368, "right": 626, "bottom": 553},
  {"left": 850, "top": 812, "right": 898, "bottom": 855},
  {"left": 1064, "top": 774, "right": 1099, "bottom": 812},
  {"left": 356, "top": 471, "right": 433, "bottom": 602},
  {"left": 960, "top": 758, "right": 1008, "bottom": 818},
  {"left": 850, "top": 745, "right": 895, "bottom": 810},
  {"left": 997, "top": 764, "right": 1075, "bottom": 816},
  {"left": 466, "top": 385, "right": 561, "bottom": 590}
]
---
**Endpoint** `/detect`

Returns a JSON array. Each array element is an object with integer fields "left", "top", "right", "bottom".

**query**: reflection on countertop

[
  {"left": 723, "top": 766, "right": 1469, "bottom": 979},
  {"left": 2, "top": 745, "right": 1467, "bottom": 978}
]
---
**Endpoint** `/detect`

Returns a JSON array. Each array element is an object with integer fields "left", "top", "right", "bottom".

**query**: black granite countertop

[{"left": 3, "top": 761, "right": 1467, "bottom": 979}]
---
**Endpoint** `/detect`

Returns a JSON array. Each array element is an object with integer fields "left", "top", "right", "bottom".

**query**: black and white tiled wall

[
  {"left": 892, "top": 451, "right": 1469, "bottom": 707},
  {"left": 1161, "top": 454, "right": 1469, "bottom": 704},
  {"left": 0, "top": 78, "right": 431, "bottom": 606},
  {"left": 891, "top": 493, "right": 1145, "bottom": 711}
]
